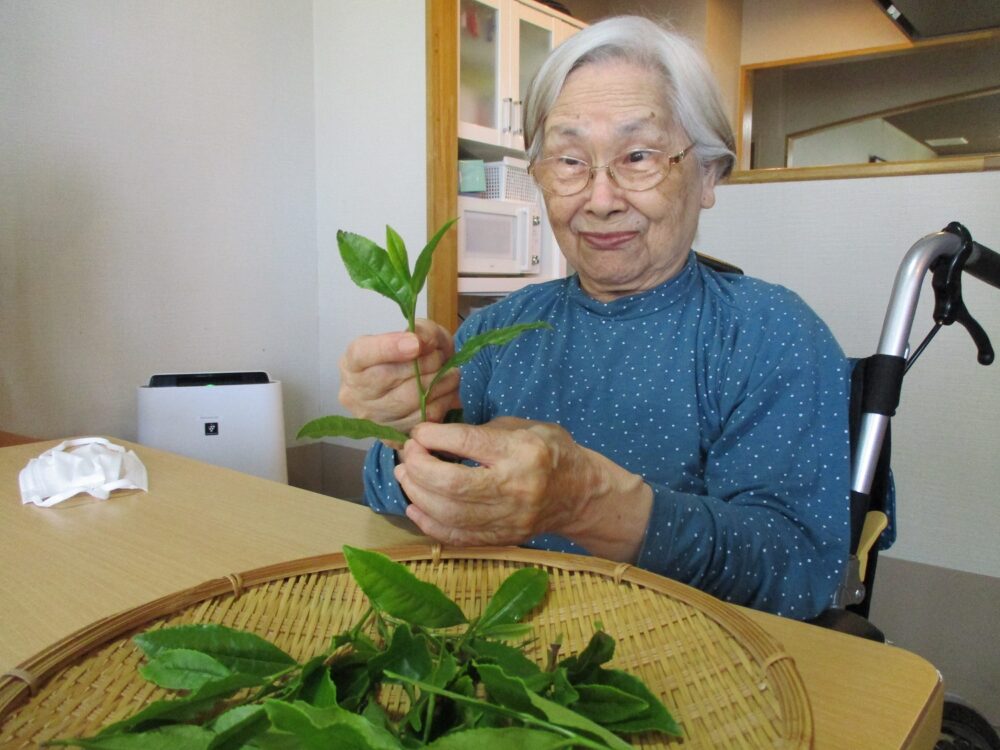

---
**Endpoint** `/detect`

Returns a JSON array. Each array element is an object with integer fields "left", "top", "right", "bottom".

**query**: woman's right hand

[{"left": 338, "top": 318, "right": 460, "bottom": 435}]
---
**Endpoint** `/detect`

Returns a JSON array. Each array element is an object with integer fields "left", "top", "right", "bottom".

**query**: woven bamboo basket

[{"left": 0, "top": 545, "right": 812, "bottom": 748}]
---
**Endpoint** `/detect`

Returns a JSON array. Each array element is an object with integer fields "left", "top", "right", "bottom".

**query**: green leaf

[
  {"left": 49, "top": 724, "right": 216, "bottom": 749},
  {"left": 475, "top": 663, "right": 632, "bottom": 750},
  {"left": 570, "top": 684, "right": 648, "bottom": 725},
  {"left": 297, "top": 415, "right": 409, "bottom": 444},
  {"left": 588, "top": 668, "right": 682, "bottom": 737},
  {"left": 477, "top": 567, "right": 549, "bottom": 633},
  {"left": 337, "top": 229, "right": 414, "bottom": 320},
  {"left": 426, "top": 727, "right": 572, "bottom": 750},
  {"left": 208, "top": 704, "right": 269, "bottom": 749},
  {"left": 427, "top": 321, "right": 551, "bottom": 395},
  {"left": 133, "top": 624, "right": 296, "bottom": 679},
  {"left": 96, "top": 673, "right": 264, "bottom": 736},
  {"left": 384, "top": 671, "right": 610, "bottom": 750},
  {"left": 385, "top": 225, "right": 411, "bottom": 284},
  {"left": 262, "top": 700, "right": 400, "bottom": 750},
  {"left": 342, "top": 546, "right": 467, "bottom": 628},
  {"left": 138, "top": 649, "right": 232, "bottom": 691},
  {"left": 367, "top": 624, "right": 432, "bottom": 683},
  {"left": 466, "top": 638, "right": 541, "bottom": 679},
  {"left": 559, "top": 630, "right": 615, "bottom": 684},
  {"left": 410, "top": 218, "right": 458, "bottom": 298},
  {"left": 297, "top": 662, "right": 339, "bottom": 709}
]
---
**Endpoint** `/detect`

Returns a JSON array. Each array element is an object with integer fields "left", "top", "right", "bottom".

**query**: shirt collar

[{"left": 567, "top": 251, "right": 698, "bottom": 319}]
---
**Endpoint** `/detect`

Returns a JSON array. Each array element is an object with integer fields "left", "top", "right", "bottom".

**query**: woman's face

[{"left": 539, "top": 59, "right": 717, "bottom": 302}]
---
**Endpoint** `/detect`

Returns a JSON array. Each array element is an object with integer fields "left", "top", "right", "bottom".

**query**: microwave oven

[{"left": 457, "top": 196, "right": 542, "bottom": 276}]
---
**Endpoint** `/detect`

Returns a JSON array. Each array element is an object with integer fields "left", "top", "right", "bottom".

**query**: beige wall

[{"left": 740, "top": 0, "right": 905, "bottom": 64}]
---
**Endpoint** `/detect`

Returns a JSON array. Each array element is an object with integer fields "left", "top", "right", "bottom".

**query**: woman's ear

[{"left": 700, "top": 165, "right": 718, "bottom": 209}]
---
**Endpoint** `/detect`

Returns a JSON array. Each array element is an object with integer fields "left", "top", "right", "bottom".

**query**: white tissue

[{"left": 19, "top": 437, "right": 149, "bottom": 507}]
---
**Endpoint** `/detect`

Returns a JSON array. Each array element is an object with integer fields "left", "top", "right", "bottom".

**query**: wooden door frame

[{"left": 426, "top": 0, "right": 459, "bottom": 332}]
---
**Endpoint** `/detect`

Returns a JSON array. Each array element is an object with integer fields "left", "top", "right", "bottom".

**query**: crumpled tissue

[{"left": 19, "top": 437, "right": 149, "bottom": 507}]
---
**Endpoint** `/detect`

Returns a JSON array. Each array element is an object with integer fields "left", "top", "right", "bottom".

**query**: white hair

[{"left": 523, "top": 16, "right": 736, "bottom": 180}]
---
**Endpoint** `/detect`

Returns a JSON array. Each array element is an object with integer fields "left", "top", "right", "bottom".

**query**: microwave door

[
  {"left": 460, "top": 212, "right": 517, "bottom": 274},
  {"left": 518, "top": 205, "right": 542, "bottom": 275}
]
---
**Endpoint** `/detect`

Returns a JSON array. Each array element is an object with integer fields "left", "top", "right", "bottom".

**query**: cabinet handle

[
  {"left": 502, "top": 98, "right": 512, "bottom": 133},
  {"left": 512, "top": 100, "right": 523, "bottom": 135}
]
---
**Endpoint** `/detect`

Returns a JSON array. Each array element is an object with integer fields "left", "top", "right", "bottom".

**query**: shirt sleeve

[
  {"left": 362, "top": 441, "right": 409, "bottom": 515},
  {"left": 636, "top": 293, "right": 851, "bottom": 620}
]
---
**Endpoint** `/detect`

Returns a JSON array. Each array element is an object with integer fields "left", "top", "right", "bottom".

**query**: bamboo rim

[{"left": 0, "top": 545, "right": 813, "bottom": 748}]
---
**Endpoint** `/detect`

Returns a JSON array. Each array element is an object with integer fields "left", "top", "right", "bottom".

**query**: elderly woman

[{"left": 340, "top": 16, "right": 850, "bottom": 620}]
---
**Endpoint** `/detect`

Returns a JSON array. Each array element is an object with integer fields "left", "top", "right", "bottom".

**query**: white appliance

[
  {"left": 457, "top": 196, "right": 543, "bottom": 276},
  {"left": 136, "top": 371, "right": 288, "bottom": 483}
]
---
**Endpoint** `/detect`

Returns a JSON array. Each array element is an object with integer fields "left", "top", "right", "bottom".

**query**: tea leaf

[
  {"left": 385, "top": 225, "right": 411, "bottom": 284},
  {"left": 476, "top": 663, "right": 633, "bottom": 750},
  {"left": 411, "top": 218, "right": 458, "bottom": 297},
  {"left": 262, "top": 700, "right": 401, "bottom": 750},
  {"left": 337, "top": 229, "right": 414, "bottom": 319},
  {"left": 478, "top": 567, "right": 549, "bottom": 633},
  {"left": 343, "top": 546, "right": 467, "bottom": 628},
  {"left": 138, "top": 648, "right": 232, "bottom": 690},
  {"left": 467, "top": 638, "right": 541, "bottom": 679},
  {"left": 96, "top": 673, "right": 264, "bottom": 736},
  {"left": 209, "top": 704, "right": 270, "bottom": 749},
  {"left": 559, "top": 630, "right": 615, "bottom": 683},
  {"left": 49, "top": 725, "right": 216, "bottom": 749},
  {"left": 427, "top": 321, "right": 551, "bottom": 395},
  {"left": 582, "top": 669, "right": 682, "bottom": 737},
  {"left": 367, "top": 624, "right": 433, "bottom": 683},
  {"left": 570, "top": 684, "right": 648, "bottom": 725},
  {"left": 133, "top": 624, "right": 296, "bottom": 678},
  {"left": 297, "top": 415, "right": 409, "bottom": 444},
  {"left": 425, "top": 727, "right": 572, "bottom": 749}
]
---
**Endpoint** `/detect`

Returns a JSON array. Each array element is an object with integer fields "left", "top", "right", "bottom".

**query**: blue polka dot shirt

[{"left": 364, "top": 252, "right": 851, "bottom": 620}]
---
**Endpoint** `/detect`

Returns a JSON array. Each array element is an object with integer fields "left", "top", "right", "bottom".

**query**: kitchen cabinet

[{"left": 459, "top": 0, "right": 585, "bottom": 152}]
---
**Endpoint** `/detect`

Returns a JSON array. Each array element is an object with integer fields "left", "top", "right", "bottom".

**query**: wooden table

[{"left": 0, "top": 439, "right": 942, "bottom": 748}]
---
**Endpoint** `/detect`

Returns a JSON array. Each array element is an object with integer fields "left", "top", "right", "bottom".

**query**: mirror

[{"left": 739, "top": 33, "right": 1000, "bottom": 177}]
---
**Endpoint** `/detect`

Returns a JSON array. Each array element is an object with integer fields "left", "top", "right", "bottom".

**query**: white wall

[
  {"left": 696, "top": 171, "right": 1000, "bottom": 577},
  {"left": 789, "top": 118, "right": 936, "bottom": 168},
  {"left": 0, "top": 1, "right": 319, "bottom": 442},
  {"left": 313, "top": 0, "right": 427, "bottom": 443},
  {"left": 0, "top": 0, "right": 427, "bottom": 449}
]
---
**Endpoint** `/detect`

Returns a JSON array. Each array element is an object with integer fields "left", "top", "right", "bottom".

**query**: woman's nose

[{"left": 584, "top": 167, "right": 625, "bottom": 213}]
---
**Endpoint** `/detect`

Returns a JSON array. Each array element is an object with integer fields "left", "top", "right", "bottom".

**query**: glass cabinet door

[
  {"left": 459, "top": 0, "right": 503, "bottom": 145},
  {"left": 509, "top": 2, "right": 553, "bottom": 150}
]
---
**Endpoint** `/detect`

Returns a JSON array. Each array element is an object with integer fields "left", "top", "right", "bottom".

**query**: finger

[
  {"left": 342, "top": 331, "right": 421, "bottom": 374},
  {"left": 404, "top": 503, "right": 518, "bottom": 547},
  {"left": 409, "top": 422, "right": 522, "bottom": 466},
  {"left": 413, "top": 319, "right": 455, "bottom": 359}
]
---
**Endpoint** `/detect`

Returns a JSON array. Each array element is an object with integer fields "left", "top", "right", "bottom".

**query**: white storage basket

[{"left": 484, "top": 157, "right": 537, "bottom": 202}]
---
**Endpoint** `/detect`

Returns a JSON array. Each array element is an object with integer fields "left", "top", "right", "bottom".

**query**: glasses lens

[
  {"left": 612, "top": 149, "right": 669, "bottom": 191},
  {"left": 532, "top": 156, "right": 589, "bottom": 196}
]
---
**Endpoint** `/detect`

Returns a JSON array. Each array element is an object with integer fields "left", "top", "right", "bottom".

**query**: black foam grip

[{"left": 965, "top": 242, "right": 1000, "bottom": 290}]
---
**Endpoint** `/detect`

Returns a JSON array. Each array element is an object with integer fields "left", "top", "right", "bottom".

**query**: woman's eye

[
  {"left": 625, "top": 150, "right": 652, "bottom": 164},
  {"left": 558, "top": 156, "right": 586, "bottom": 167}
]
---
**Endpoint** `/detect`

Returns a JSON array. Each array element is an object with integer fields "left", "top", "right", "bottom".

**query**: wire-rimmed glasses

[{"left": 529, "top": 145, "right": 694, "bottom": 197}]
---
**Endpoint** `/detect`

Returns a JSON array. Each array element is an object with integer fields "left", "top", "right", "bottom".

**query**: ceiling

[
  {"left": 886, "top": 90, "right": 1000, "bottom": 156},
  {"left": 876, "top": 0, "right": 1000, "bottom": 38}
]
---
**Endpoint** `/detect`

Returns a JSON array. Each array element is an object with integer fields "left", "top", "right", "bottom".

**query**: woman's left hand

[{"left": 394, "top": 417, "right": 653, "bottom": 562}]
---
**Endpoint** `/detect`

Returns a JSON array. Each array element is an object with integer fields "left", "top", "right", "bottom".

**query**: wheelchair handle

[
  {"left": 852, "top": 224, "right": 995, "bottom": 494},
  {"left": 965, "top": 240, "right": 1000, "bottom": 290}
]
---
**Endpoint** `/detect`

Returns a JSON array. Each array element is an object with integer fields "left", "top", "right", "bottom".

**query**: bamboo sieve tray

[{"left": 0, "top": 545, "right": 812, "bottom": 748}]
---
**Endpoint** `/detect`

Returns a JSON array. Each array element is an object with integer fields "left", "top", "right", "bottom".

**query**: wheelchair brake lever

[{"left": 931, "top": 226, "right": 995, "bottom": 366}]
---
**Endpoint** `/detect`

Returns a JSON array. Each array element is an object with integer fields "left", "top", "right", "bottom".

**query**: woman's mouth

[{"left": 579, "top": 231, "right": 639, "bottom": 250}]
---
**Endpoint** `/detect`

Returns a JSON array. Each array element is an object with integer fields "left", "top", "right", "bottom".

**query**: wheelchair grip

[{"left": 965, "top": 241, "right": 1000, "bottom": 290}]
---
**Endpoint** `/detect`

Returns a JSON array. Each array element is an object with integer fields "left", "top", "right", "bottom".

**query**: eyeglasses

[{"left": 529, "top": 145, "right": 694, "bottom": 197}]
